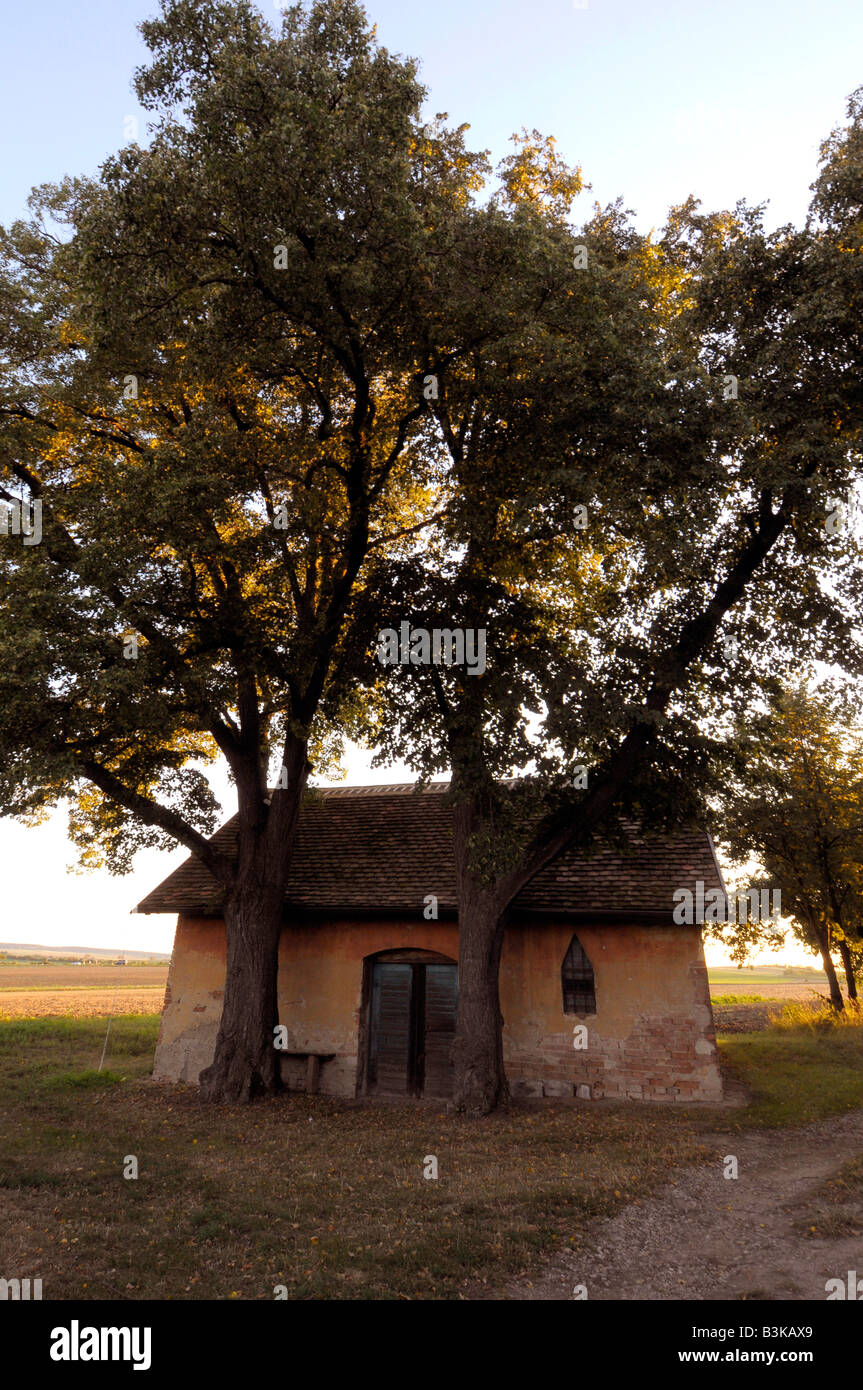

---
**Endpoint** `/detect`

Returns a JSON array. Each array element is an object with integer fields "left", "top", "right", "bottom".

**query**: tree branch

[
  {"left": 504, "top": 488, "right": 793, "bottom": 898},
  {"left": 78, "top": 758, "right": 234, "bottom": 884}
]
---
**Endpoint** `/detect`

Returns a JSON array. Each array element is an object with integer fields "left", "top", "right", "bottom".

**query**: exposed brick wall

[{"left": 507, "top": 1014, "right": 721, "bottom": 1101}]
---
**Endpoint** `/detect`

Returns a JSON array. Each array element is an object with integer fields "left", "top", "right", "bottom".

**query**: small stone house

[{"left": 137, "top": 783, "right": 724, "bottom": 1103}]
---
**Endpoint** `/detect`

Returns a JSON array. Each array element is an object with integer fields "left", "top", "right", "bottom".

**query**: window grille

[{"left": 561, "top": 934, "right": 596, "bottom": 1015}]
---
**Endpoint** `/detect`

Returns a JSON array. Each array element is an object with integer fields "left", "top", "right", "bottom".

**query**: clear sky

[{"left": 2, "top": 0, "right": 855, "bottom": 961}]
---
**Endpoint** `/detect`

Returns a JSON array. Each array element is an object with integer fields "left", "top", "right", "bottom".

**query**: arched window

[{"left": 561, "top": 934, "right": 596, "bottom": 1015}]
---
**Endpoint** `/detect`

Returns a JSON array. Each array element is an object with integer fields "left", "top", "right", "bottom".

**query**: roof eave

[{"left": 135, "top": 902, "right": 695, "bottom": 926}]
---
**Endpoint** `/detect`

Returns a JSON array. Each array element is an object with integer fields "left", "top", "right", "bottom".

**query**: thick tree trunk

[
  {"left": 199, "top": 876, "right": 286, "bottom": 1102},
  {"left": 451, "top": 898, "right": 508, "bottom": 1114},
  {"left": 199, "top": 736, "right": 309, "bottom": 1102},
  {"left": 450, "top": 798, "right": 509, "bottom": 1115},
  {"left": 838, "top": 938, "right": 858, "bottom": 1002}
]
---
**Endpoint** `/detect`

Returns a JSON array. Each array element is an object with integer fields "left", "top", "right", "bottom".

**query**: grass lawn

[
  {"left": 710, "top": 993, "right": 767, "bottom": 1006},
  {"left": 0, "top": 1008, "right": 861, "bottom": 1300},
  {"left": 715, "top": 1004, "right": 863, "bottom": 1127}
]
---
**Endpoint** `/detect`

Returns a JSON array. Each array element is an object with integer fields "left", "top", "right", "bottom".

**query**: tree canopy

[{"left": 714, "top": 681, "right": 863, "bottom": 1005}]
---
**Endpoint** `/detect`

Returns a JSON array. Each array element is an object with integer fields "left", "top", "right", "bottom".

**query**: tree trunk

[
  {"left": 199, "top": 876, "right": 285, "bottom": 1102},
  {"left": 838, "top": 938, "right": 858, "bottom": 1002},
  {"left": 199, "top": 736, "right": 309, "bottom": 1102},
  {"left": 818, "top": 939, "right": 845, "bottom": 1012},
  {"left": 451, "top": 898, "right": 508, "bottom": 1114},
  {"left": 450, "top": 798, "right": 509, "bottom": 1115}
]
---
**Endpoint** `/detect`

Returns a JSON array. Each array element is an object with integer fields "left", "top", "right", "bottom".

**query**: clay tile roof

[{"left": 136, "top": 782, "right": 725, "bottom": 923}]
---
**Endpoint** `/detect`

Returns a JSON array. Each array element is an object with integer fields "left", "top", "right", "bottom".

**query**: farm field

[
  {"left": 711, "top": 981, "right": 830, "bottom": 1002},
  {"left": 0, "top": 990, "right": 167, "bottom": 1020},
  {"left": 707, "top": 968, "right": 836, "bottom": 1032},
  {"left": 0, "top": 965, "right": 169, "bottom": 1020},
  {"left": 708, "top": 966, "right": 827, "bottom": 990},
  {"left": 0, "top": 965, "right": 169, "bottom": 990}
]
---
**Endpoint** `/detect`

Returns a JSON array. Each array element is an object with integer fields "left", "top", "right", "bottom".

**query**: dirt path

[{"left": 503, "top": 1108, "right": 863, "bottom": 1300}]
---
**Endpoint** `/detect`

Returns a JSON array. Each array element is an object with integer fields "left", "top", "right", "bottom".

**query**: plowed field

[{"left": 0, "top": 964, "right": 168, "bottom": 1018}]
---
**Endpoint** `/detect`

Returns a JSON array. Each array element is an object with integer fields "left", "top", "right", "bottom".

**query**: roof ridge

[
  {"left": 299, "top": 776, "right": 544, "bottom": 797},
  {"left": 299, "top": 781, "right": 451, "bottom": 797}
]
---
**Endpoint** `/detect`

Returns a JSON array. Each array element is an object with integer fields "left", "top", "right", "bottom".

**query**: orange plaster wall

[
  {"left": 500, "top": 922, "right": 709, "bottom": 1037},
  {"left": 153, "top": 916, "right": 227, "bottom": 1085}
]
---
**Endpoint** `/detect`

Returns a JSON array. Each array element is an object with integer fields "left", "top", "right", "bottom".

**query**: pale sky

[{"left": 2, "top": 0, "right": 856, "bottom": 962}]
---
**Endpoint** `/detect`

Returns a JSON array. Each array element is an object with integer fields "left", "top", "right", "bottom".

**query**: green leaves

[
  {"left": 0, "top": 0, "right": 478, "bottom": 864},
  {"left": 715, "top": 681, "right": 863, "bottom": 962}
]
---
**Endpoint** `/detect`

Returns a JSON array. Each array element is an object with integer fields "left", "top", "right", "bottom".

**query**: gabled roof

[{"left": 136, "top": 782, "right": 725, "bottom": 924}]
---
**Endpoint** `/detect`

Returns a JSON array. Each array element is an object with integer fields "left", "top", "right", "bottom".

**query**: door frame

[{"left": 356, "top": 948, "right": 457, "bottom": 1098}]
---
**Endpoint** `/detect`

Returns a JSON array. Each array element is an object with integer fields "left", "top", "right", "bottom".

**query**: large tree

[
  {"left": 0, "top": 0, "right": 487, "bottom": 1101},
  {"left": 357, "top": 168, "right": 722, "bottom": 1110},
  {"left": 364, "top": 100, "right": 863, "bottom": 1111}
]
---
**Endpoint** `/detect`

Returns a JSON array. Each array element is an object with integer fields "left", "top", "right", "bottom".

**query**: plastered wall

[{"left": 152, "top": 915, "right": 721, "bottom": 1102}]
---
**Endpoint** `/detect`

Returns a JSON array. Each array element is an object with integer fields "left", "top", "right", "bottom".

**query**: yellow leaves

[
  {"left": 497, "top": 128, "right": 584, "bottom": 219},
  {"left": 58, "top": 319, "right": 88, "bottom": 349}
]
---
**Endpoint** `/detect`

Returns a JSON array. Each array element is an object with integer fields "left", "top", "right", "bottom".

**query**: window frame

[{"left": 561, "top": 933, "right": 596, "bottom": 1016}]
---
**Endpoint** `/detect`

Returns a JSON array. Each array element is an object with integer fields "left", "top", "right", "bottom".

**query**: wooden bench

[{"left": 281, "top": 1052, "right": 336, "bottom": 1094}]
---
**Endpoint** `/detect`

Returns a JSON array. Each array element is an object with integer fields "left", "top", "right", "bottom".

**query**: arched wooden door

[{"left": 365, "top": 953, "right": 458, "bottom": 1098}]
